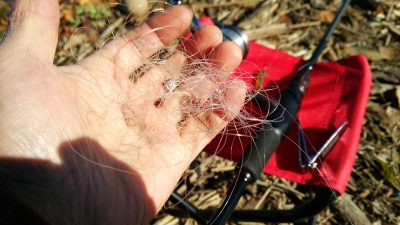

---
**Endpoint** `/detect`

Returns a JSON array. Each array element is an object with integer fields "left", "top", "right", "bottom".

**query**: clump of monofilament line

[
  {"left": 128, "top": 38, "right": 275, "bottom": 139},
  {"left": 67, "top": 3, "right": 281, "bottom": 172},
  {"left": 122, "top": 2, "right": 278, "bottom": 133},
  {"left": 92, "top": 1, "right": 278, "bottom": 139}
]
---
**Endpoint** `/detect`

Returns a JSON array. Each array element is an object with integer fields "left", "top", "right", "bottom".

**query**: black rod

[
  {"left": 166, "top": 187, "right": 336, "bottom": 223},
  {"left": 169, "top": 191, "right": 208, "bottom": 225},
  {"left": 204, "top": 1, "right": 353, "bottom": 224},
  {"left": 167, "top": 1, "right": 352, "bottom": 224},
  {"left": 306, "top": 0, "right": 352, "bottom": 70},
  {"left": 206, "top": 171, "right": 253, "bottom": 225}
]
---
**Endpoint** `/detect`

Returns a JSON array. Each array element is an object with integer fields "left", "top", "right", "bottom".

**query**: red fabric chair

[
  {"left": 169, "top": 15, "right": 372, "bottom": 224},
  {"left": 205, "top": 41, "right": 372, "bottom": 195}
]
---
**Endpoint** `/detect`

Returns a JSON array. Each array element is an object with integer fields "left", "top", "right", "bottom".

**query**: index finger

[{"left": 84, "top": 5, "right": 193, "bottom": 76}]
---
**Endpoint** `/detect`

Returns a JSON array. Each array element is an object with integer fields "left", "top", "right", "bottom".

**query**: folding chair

[{"left": 164, "top": 0, "right": 372, "bottom": 224}]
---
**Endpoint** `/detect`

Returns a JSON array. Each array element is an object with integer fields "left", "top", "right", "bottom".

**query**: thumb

[{"left": 5, "top": 0, "right": 60, "bottom": 63}]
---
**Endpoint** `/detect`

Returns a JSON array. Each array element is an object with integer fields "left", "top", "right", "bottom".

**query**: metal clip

[
  {"left": 298, "top": 121, "right": 348, "bottom": 169},
  {"left": 308, "top": 121, "right": 348, "bottom": 168}
]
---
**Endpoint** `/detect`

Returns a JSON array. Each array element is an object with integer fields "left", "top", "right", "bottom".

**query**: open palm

[{"left": 0, "top": 1, "right": 245, "bottom": 224}]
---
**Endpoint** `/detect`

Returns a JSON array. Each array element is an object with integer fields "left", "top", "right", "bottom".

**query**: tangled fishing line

[{"left": 67, "top": 5, "right": 280, "bottom": 169}]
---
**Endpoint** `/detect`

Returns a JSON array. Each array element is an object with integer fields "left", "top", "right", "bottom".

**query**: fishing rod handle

[{"left": 241, "top": 77, "right": 306, "bottom": 180}]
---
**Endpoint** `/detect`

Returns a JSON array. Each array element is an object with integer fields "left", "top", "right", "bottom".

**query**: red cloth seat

[{"left": 205, "top": 41, "right": 372, "bottom": 194}]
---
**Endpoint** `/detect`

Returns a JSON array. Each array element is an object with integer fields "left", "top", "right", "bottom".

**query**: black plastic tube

[
  {"left": 221, "top": 187, "right": 337, "bottom": 223},
  {"left": 206, "top": 171, "right": 253, "bottom": 225},
  {"left": 169, "top": 191, "right": 208, "bottom": 225},
  {"left": 166, "top": 187, "right": 336, "bottom": 223}
]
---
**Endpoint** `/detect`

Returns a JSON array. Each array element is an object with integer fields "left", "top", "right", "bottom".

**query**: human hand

[{"left": 0, "top": 1, "right": 245, "bottom": 224}]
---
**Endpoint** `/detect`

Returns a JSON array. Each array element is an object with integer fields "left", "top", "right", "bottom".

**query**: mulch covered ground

[{"left": 1, "top": 0, "right": 399, "bottom": 224}]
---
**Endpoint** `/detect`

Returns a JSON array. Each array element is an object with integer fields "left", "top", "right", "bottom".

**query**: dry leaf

[
  {"left": 79, "top": 0, "right": 104, "bottom": 6},
  {"left": 343, "top": 46, "right": 395, "bottom": 61},
  {"left": 385, "top": 106, "right": 400, "bottom": 128},
  {"left": 316, "top": 10, "right": 336, "bottom": 23},
  {"left": 278, "top": 15, "right": 293, "bottom": 25},
  {"left": 62, "top": 9, "right": 74, "bottom": 21},
  {"left": 397, "top": 87, "right": 400, "bottom": 106}
]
